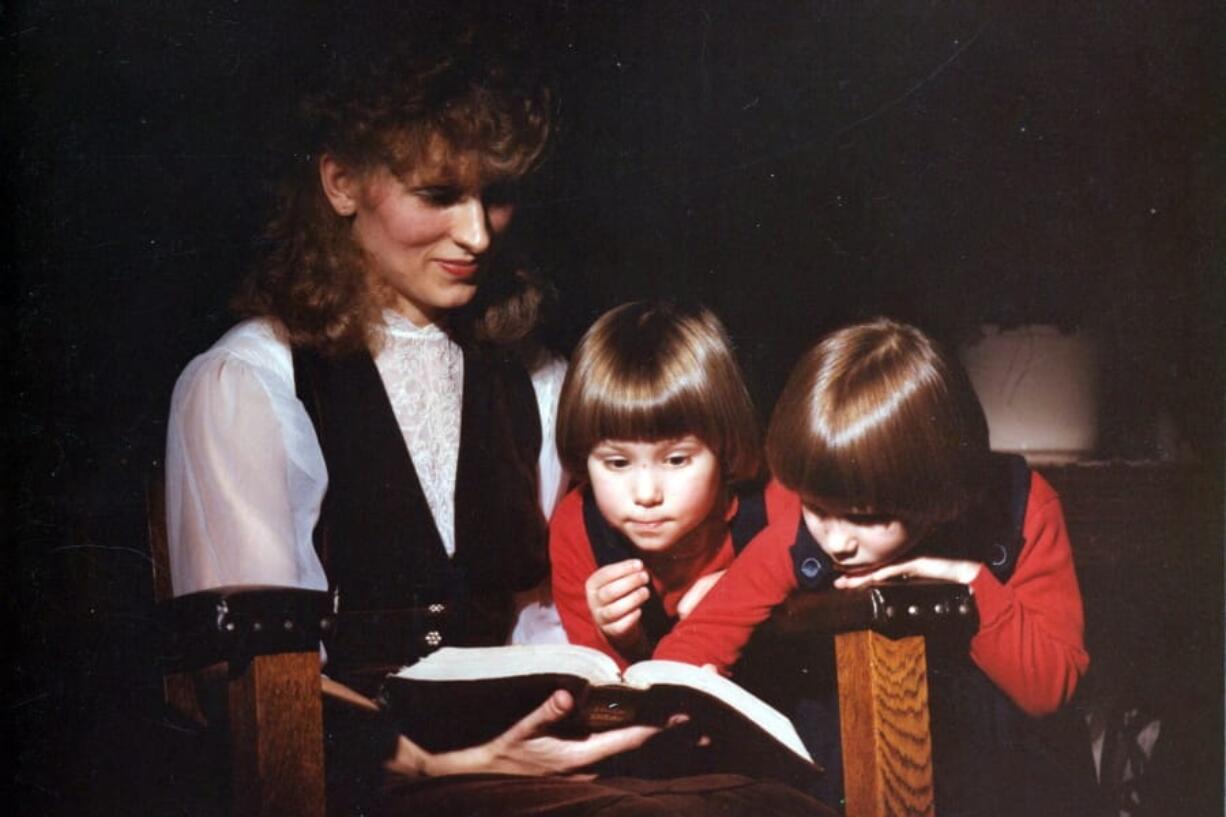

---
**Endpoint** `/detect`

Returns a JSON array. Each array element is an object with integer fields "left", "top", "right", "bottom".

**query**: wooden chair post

[
  {"left": 228, "top": 653, "right": 326, "bottom": 817},
  {"left": 835, "top": 631, "right": 934, "bottom": 817},
  {"left": 766, "top": 580, "right": 976, "bottom": 817},
  {"left": 149, "top": 464, "right": 330, "bottom": 817}
]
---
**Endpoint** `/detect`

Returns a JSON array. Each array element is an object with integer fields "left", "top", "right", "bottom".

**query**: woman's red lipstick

[{"left": 437, "top": 259, "right": 479, "bottom": 279}]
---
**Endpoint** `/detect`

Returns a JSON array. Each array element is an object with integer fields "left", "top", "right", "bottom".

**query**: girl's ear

[{"left": 319, "top": 154, "right": 360, "bottom": 217}]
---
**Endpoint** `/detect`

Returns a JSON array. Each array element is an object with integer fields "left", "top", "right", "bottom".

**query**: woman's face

[{"left": 324, "top": 152, "right": 515, "bottom": 326}]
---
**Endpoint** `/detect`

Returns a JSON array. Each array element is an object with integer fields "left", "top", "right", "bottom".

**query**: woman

[{"left": 165, "top": 18, "right": 829, "bottom": 817}]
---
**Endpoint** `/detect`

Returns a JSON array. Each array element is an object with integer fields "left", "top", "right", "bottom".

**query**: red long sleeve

[
  {"left": 656, "top": 473, "right": 1089, "bottom": 717},
  {"left": 966, "top": 472, "right": 1088, "bottom": 715},
  {"left": 653, "top": 517, "right": 798, "bottom": 670}
]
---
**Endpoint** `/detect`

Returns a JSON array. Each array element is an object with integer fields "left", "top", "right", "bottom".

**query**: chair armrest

[
  {"left": 764, "top": 579, "right": 977, "bottom": 640},
  {"left": 159, "top": 585, "right": 334, "bottom": 675}
]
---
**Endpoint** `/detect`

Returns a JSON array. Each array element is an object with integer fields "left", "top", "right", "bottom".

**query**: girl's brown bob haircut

[
  {"left": 767, "top": 318, "right": 990, "bottom": 528},
  {"left": 557, "top": 302, "right": 762, "bottom": 483}
]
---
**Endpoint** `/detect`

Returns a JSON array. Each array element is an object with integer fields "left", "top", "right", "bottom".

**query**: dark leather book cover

[{"left": 380, "top": 645, "right": 822, "bottom": 785}]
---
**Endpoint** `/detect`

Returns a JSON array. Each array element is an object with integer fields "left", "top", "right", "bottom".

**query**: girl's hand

[
  {"left": 584, "top": 559, "right": 651, "bottom": 652},
  {"left": 676, "top": 570, "right": 726, "bottom": 620},
  {"left": 389, "top": 689, "right": 665, "bottom": 778},
  {"left": 832, "top": 556, "right": 982, "bottom": 590}
]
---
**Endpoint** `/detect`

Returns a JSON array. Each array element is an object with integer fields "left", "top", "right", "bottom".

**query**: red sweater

[
  {"left": 550, "top": 480, "right": 800, "bottom": 669},
  {"left": 654, "top": 472, "right": 1088, "bottom": 716}
]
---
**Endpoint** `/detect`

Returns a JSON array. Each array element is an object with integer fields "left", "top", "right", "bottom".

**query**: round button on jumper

[{"left": 990, "top": 543, "right": 1009, "bottom": 567}]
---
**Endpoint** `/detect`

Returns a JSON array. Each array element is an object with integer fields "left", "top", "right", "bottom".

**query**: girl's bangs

[{"left": 584, "top": 377, "right": 715, "bottom": 449}]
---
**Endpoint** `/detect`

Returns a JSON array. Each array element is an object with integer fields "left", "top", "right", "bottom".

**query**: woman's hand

[
  {"left": 832, "top": 556, "right": 982, "bottom": 590},
  {"left": 676, "top": 570, "right": 726, "bottom": 620},
  {"left": 388, "top": 689, "right": 665, "bottom": 779},
  {"left": 584, "top": 559, "right": 651, "bottom": 653}
]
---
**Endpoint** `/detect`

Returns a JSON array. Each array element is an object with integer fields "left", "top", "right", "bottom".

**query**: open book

[{"left": 382, "top": 644, "right": 820, "bottom": 782}]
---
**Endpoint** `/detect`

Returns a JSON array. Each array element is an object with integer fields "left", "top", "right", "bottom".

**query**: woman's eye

[
  {"left": 665, "top": 454, "right": 691, "bottom": 467},
  {"left": 413, "top": 186, "right": 463, "bottom": 207},
  {"left": 604, "top": 458, "right": 630, "bottom": 470},
  {"left": 482, "top": 181, "right": 519, "bottom": 207}
]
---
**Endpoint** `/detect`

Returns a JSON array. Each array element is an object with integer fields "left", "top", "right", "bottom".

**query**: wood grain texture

[
  {"left": 228, "top": 652, "right": 326, "bottom": 817},
  {"left": 836, "top": 631, "right": 934, "bottom": 817}
]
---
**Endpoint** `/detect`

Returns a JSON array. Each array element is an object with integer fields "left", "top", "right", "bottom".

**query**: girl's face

[
  {"left": 587, "top": 436, "right": 723, "bottom": 555},
  {"left": 322, "top": 151, "right": 515, "bottom": 327},
  {"left": 800, "top": 499, "right": 918, "bottom": 575}
]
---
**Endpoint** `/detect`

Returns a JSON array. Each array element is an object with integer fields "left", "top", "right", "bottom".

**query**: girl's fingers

[
  {"left": 834, "top": 560, "right": 915, "bottom": 589},
  {"left": 587, "top": 559, "right": 645, "bottom": 589},
  {"left": 595, "top": 570, "right": 651, "bottom": 606},
  {"left": 833, "top": 557, "right": 980, "bottom": 588},
  {"left": 600, "top": 604, "right": 644, "bottom": 637}
]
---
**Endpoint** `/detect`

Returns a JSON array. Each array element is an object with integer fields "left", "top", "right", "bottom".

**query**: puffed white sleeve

[
  {"left": 508, "top": 354, "right": 570, "bottom": 645},
  {"left": 164, "top": 327, "right": 329, "bottom": 596},
  {"left": 531, "top": 355, "right": 570, "bottom": 520}
]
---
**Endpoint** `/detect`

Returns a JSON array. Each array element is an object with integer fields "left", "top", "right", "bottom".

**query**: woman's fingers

[
  {"left": 502, "top": 689, "right": 576, "bottom": 742},
  {"left": 490, "top": 688, "right": 664, "bottom": 774},
  {"left": 567, "top": 723, "right": 663, "bottom": 766}
]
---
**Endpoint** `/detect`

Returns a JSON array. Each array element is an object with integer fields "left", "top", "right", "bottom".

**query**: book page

[
  {"left": 394, "top": 644, "right": 623, "bottom": 685},
  {"left": 623, "top": 660, "right": 812, "bottom": 761}
]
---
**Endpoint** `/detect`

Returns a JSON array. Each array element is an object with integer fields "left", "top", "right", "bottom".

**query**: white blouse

[{"left": 165, "top": 314, "right": 569, "bottom": 644}]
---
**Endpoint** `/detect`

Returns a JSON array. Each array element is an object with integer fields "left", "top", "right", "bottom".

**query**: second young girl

[
  {"left": 655, "top": 317, "right": 1095, "bottom": 816},
  {"left": 550, "top": 301, "right": 800, "bottom": 667}
]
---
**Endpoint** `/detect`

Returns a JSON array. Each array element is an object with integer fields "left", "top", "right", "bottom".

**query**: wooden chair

[
  {"left": 764, "top": 579, "right": 977, "bottom": 817},
  {"left": 151, "top": 462, "right": 962, "bottom": 817},
  {"left": 149, "top": 469, "right": 332, "bottom": 817}
]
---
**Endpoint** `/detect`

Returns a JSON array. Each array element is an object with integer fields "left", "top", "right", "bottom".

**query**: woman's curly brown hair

[{"left": 233, "top": 21, "right": 555, "bottom": 357}]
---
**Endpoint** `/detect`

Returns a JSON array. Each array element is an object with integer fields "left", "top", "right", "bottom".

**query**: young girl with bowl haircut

[
  {"left": 655, "top": 318, "right": 1095, "bottom": 817},
  {"left": 550, "top": 301, "right": 801, "bottom": 667}
]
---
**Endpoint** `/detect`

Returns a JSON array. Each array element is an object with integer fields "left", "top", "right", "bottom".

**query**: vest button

[
  {"left": 800, "top": 557, "right": 823, "bottom": 579},
  {"left": 427, "top": 603, "right": 446, "bottom": 616},
  {"left": 990, "top": 543, "right": 1009, "bottom": 567},
  {"left": 423, "top": 630, "right": 443, "bottom": 648}
]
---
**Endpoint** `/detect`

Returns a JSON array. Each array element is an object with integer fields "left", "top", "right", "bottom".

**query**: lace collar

[{"left": 380, "top": 309, "right": 452, "bottom": 342}]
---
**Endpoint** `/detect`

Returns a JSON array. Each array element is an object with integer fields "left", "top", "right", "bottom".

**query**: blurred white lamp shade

[{"left": 959, "top": 324, "right": 1100, "bottom": 464}]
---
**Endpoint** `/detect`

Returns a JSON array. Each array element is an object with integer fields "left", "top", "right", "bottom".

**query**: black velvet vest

[
  {"left": 741, "top": 454, "right": 1096, "bottom": 816},
  {"left": 293, "top": 345, "right": 547, "bottom": 690},
  {"left": 583, "top": 481, "right": 770, "bottom": 648}
]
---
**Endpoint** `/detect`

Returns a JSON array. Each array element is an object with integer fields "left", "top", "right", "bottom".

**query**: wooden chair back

[
  {"left": 148, "top": 464, "right": 327, "bottom": 817},
  {"left": 766, "top": 580, "right": 978, "bottom": 817}
]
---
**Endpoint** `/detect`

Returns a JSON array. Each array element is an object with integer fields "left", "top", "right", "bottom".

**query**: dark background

[{"left": 9, "top": 1, "right": 1223, "bottom": 814}]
